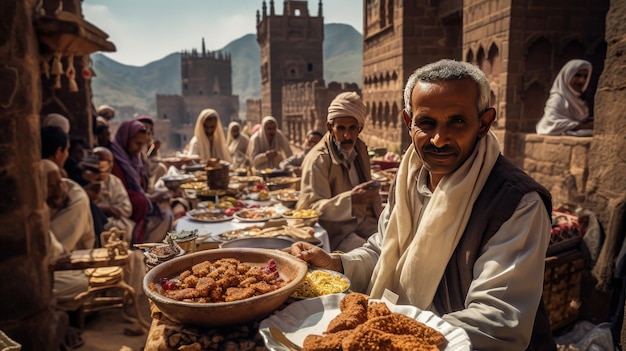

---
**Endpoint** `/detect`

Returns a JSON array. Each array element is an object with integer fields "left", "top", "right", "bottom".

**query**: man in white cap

[{"left": 296, "top": 91, "right": 383, "bottom": 251}]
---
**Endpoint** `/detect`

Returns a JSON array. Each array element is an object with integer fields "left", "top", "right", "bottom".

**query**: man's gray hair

[{"left": 403, "top": 59, "right": 491, "bottom": 115}]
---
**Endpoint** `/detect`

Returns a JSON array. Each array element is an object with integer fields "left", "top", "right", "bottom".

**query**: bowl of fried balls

[{"left": 143, "top": 248, "right": 308, "bottom": 326}]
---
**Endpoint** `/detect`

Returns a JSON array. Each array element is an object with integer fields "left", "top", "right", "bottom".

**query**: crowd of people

[{"left": 41, "top": 56, "right": 604, "bottom": 350}]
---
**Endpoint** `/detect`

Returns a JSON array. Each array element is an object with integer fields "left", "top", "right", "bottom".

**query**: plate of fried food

[
  {"left": 291, "top": 269, "right": 350, "bottom": 299},
  {"left": 234, "top": 207, "right": 281, "bottom": 222},
  {"left": 259, "top": 293, "right": 471, "bottom": 351},
  {"left": 186, "top": 208, "right": 233, "bottom": 223}
]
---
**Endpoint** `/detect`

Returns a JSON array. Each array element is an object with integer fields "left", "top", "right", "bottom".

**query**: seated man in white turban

[
  {"left": 247, "top": 116, "right": 293, "bottom": 170},
  {"left": 296, "top": 92, "right": 383, "bottom": 251}
]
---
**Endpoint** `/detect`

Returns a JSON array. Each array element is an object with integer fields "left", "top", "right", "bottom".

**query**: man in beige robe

[
  {"left": 297, "top": 92, "right": 383, "bottom": 251},
  {"left": 43, "top": 159, "right": 92, "bottom": 307}
]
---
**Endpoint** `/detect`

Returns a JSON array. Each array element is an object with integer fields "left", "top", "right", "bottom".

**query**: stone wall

[
  {"left": 0, "top": 1, "right": 56, "bottom": 349},
  {"left": 585, "top": 0, "right": 626, "bottom": 228},
  {"left": 515, "top": 134, "right": 592, "bottom": 211}
]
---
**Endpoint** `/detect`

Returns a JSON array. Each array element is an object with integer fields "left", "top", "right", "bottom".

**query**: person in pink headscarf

[{"left": 110, "top": 120, "right": 171, "bottom": 244}]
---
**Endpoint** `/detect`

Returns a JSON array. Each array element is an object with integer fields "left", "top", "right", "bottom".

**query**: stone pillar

[
  {"left": 585, "top": 0, "right": 626, "bottom": 226},
  {"left": 0, "top": 1, "right": 55, "bottom": 350}
]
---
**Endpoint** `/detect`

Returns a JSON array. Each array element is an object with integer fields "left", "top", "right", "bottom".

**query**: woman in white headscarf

[
  {"left": 536, "top": 59, "right": 594, "bottom": 136},
  {"left": 226, "top": 121, "right": 250, "bottom": 168},
  {"left": 247, "top": 116, "right": 293, "bottom": 169},
  {"left": 186, "top": 109, "right": 231, "bottom": 162}
]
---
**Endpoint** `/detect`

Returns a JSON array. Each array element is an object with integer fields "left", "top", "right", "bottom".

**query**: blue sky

[{"left": 83, "top": 0, "right": 362, "bottom": 67}]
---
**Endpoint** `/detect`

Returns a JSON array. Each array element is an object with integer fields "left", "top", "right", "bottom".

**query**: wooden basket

[{"left": 542, "top": 249, "right": 586, "bottom": 331}]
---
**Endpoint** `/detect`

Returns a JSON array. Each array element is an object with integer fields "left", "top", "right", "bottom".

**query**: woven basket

[
  {"left": 542, "top": 249, "right": 586, "bottom": 331},
  {"left": 206, "top": 166, "right": 230, "bottom": 190}
]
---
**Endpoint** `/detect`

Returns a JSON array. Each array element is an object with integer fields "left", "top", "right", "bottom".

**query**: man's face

[
  {"left": 56, "top": 140, "right": 70, "bottom": 169},
  {"left": 264, "top": 121, "right": 277, "bottom": 141},
  {"left": 327, "top": 117, "right": 360, "bottom": 152},
  {"left": 70, "top": 143, "right": 85, "bottom": 161},
  {"left": 569, "top": 68, "right": 589, "bottom": 94},
  {"left": 97, "top": 128, "right": 111, "bottom": 146},
  {"left": 46, "top": 170, "right": 68, "bottom": 209},
  {"left": 403, "top": 79, "right": 494, "bottom": 186},
  {"left": 97, "top": 151, "right": 113, "bottom": 175},
  {"left": 140, "top": 122, "right": 154, "bottom": 144},
  {"left": 305, "top": 133, "right": 322, "bottom": 151},
  {"left": 231, "top": 125, "right": 240, "bottom": 138},
  {"left": 127, "top": 132, "right": 148, "bottom": 155},
  {"left": 203, "top": 118, "right": 218, "bottom": 138}
]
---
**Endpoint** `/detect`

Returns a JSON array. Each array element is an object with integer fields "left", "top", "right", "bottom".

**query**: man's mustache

[
  {"left": 340, "top": 139, "right": 354, "bottom": 145},
  {"left": 422, "top": 144, "right": 454, "bottom": 153}
]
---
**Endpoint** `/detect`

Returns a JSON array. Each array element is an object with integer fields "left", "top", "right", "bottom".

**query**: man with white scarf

[
  {"left": 297, "top": 91, "right": 383, "bottom": 252},
  {"left": 290, "top": 60, "right": 555, "bottom": 350}
]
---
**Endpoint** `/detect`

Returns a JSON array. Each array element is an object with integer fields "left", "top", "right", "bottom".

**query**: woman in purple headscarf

[{"left": 111, "top": 120, "right": 169, "bottom": 243}]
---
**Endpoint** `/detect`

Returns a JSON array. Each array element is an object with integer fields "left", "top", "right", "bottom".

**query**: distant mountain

[{"left": 90, "top": 23, "right": 363, "bottom": 119}]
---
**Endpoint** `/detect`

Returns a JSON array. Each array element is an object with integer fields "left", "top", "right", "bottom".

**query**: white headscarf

[
  {"left": 536, "top": 59, "right": 592, "bottom": 135},
  {"left": 187, "top": 108, "right": 231, "bottom": 162},
  {"left": 369, "top": 131, "right": 501, "bottom": 308},
  {"left": 247, "top": 116, "right": 293, "bottom": 161},
  {"left": 226, "top": 122, "right": 250, "bottom": 165},
  {"left": 43, "top": 113, "right": 70, "bottom": 134}
]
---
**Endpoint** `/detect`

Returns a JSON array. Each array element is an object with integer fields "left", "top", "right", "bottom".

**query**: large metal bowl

[
  {"left": 143, "top": 248, "right": 308, "bottom": 327},
  {"left": 161, "top": 174, "right": 196, "bottom": 191}
]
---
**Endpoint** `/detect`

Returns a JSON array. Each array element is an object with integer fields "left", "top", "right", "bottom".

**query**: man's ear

[
  {"left": 402, "top": 109, "right": 412, "bottom": 131},
  {"left": 326, "top": 122, "right": 333, "bottom": 133},
  {"left": 478, "top": 107, "right": 496, "bottom": 137}
]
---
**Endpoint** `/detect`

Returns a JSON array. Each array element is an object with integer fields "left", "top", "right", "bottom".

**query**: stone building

[
  {"left": 282, "top": 80, "right": 360, "bottom": 146},
  {"left": 156, "top": 39, "right": 239, "bottom": 151},
  {"left": 37, "top": 1, "right": 115, "bottom": 147},
  {"left": 360, "top": 0, "right": 608, "bottom": 158},
  {"left": 255, "top": 0, "right": 324, "bottom": 128}
]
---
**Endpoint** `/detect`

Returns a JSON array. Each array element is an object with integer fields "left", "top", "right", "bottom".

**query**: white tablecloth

[{"left": 175, "top": 216, "right": 331, "bottom": 252}]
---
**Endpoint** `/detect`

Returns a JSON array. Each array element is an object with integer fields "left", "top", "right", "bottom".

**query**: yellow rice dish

[{"left": 291, "top": 269, "right": 350, "bottom": 299}]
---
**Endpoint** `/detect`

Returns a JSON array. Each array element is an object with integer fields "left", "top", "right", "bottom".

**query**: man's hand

[
  {"left": 83, "top": 182, "right": 101, "bottom": 201},
  {"left": 266, "top": 149, "right": 278, "bottom": 159},
  {"left": 100, "top": 205, "right": 122, "bottom": 219},
  {"left": 289, "top": 241, "right": 343, "bottom": 273},
  {"left": 149, "top": 189, "right": 171, "bottom": 203},
  {"left": 351, "top": 180, "right": 381, "bottom": 207}
]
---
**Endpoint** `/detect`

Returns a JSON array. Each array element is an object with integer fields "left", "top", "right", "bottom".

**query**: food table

[{"left": 174, "top": 207, "right": 331, "bottom": 252}]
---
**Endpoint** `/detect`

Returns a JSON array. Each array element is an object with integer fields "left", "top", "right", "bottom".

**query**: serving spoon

[{"left": 268, "top": 327, "right": 302, "bottom": 351}]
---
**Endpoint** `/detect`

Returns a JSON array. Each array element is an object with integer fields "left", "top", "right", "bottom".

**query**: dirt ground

[{"left": 75, "top": 294, "right": 152, "bottom": 351}]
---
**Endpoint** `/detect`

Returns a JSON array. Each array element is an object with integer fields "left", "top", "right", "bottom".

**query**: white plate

[
  {"left": 259, "top": 293, "right": 472, "bottom": 351},
  {"left": 186, "top": 209, "right": 233, "bottom": 223},
  {"left": 233, "top": 207, "right": 281, "bottom": 222}
]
